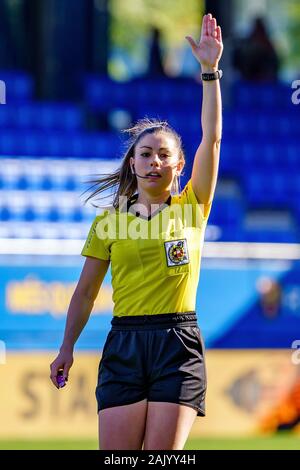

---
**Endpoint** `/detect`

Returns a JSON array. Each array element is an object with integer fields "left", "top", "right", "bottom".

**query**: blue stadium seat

[
  {"left": 0, "top": 75, "right": 298, "bottom": 243},
  {"left": 0, "top": 206, "right": 11, "bottom": 221},
  {"left": 48, "top": 207, "right": 60, "bottom": 222},
  {"left": 64, "top": 177, "right": 77, "bottom": 191},
  {"left": 24, "top": 207, "right": 36, "bottom": 222},
  {"left": 22, "top": 132, "right": 44, "bottom": 156},
  {"left": 0, "top": 106, "right": 12, "bottom": 126},
  {"left": 286, "top": 144, "right": 299, "bottom": 168},
  {"left": 233, "top": 81, "right": 294, "bottom": 110},
  {"left": 87, "top": 132, "right": 120, "bottom": 159},
  {"left": 84, "top": 75, "right": 116, "bottom": 111},
  {"left": 40, "top": 176, "right": 53, "bottom": 191},
  {"left": 44, "top": 133, "right": 67, "bottom": 157},
  {"left": 14, "top": 103, "right": 83, "bottom": 130},
  {"left": 132, "top": 77, "right": 202, "bottom": 108},
  {"left": 223, "top": 110, "right": 300, "bottom": 138},
  {"left": 0, "top": 130, "right": 18, "bottom": 155},
  {"left": 0, "top": 130, "right": 121, "bottom": 158},
  {"left": 0, "top": 168, "right": 20, "bottom": 189},
  {"left": 209, "top": 196, "right": 244, "bottom": 229},
  {"left": 72, "top": 208, "right": 84, "bottom": 222},
  {"left": 85, "top": 76, "right": 202, "bottom": 113},
  {"left": 243, "top": 172, "right": 294, "bottom": 208},
  {"left": 0, "top": 71, "right": 34, "bottom": 102},
  {"left": 16, "top": 175, "right": 29, "bottom": 190}
]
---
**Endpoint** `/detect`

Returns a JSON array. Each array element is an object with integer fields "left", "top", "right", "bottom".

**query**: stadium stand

[{"left": 0, "top": 73, "right": 299, "bottom": 243}]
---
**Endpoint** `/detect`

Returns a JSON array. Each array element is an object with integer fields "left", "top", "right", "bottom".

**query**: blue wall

[{"left": 1, "top": 254, "right": 299, "bottom": 350}]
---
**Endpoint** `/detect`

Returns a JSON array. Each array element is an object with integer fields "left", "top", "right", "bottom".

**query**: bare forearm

[
  {"left": 201, "top": 66, "right": 222, "bottom": 142},
  {"left": 187, "top": 13, "right": 223, "bottom": 203},
  {"left": 60, "top": 291, "right": 94, "bottom": 352}
]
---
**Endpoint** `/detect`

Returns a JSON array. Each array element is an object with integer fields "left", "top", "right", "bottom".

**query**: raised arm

[
  {"left": 50, "top": 256, "right": 110, "bottom": 387},
  {"left": 186, "top": 13, "right": 223, "bottom": 205}
]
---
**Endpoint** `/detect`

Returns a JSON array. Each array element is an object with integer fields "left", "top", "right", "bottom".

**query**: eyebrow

[{"left": 139, "top": 146, "right": 170, "bottom": 151}]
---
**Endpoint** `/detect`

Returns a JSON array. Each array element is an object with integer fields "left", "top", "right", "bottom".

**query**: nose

[{"left": 150, "top": 153, "right": 160, "bottom": 167}]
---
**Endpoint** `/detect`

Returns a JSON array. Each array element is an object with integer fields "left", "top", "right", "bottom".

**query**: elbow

[
  {"left": 73, "top": 286, "right": 97, "bottom": 304},
  {"left": 202, "top": 135, "right": 222, "bottom": 146}
]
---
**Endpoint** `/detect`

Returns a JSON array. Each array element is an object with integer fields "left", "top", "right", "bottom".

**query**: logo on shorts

[{"left": 164, "top": 239, "right": 189, "bottom": 267}]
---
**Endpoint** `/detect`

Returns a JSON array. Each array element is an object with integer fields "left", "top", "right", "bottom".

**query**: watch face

[{"left": 202, "top": 70, "right": 222, "bottom": 81}]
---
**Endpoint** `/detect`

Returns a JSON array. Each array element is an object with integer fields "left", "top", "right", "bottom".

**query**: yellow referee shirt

[{"left": 81, "top": 179, "right": 212, "bottom": 316}]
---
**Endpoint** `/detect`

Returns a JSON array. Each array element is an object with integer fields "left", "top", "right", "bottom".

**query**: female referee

[{"left": 50, "top": 13, "right": 223, "bottom": 450}]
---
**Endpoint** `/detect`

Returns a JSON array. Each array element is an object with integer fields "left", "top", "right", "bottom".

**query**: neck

[{"left": 135, "top": 189, "right": 171, "bottom": 211}]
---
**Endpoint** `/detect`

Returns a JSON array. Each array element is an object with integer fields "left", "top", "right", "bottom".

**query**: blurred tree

[
  {"left": 231, "top": 0, "right": 300, "bottom": 80},
  {"left": 286, "top": 1, "right": 300, "bottom": 75},
  {"left": 146, "top": 27, "right": 165, "bottom": 77},
  {"left": 0, "top": 0, "right": 15, "bottom": 68},
  {"left": 233, "top": 17, "right": 280, "bottom": 81},
  {"left": 109, "top": 0, "right": 203, "bottom": 79}
]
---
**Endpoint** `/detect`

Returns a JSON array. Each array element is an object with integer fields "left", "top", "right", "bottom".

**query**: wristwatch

[{"left": 201, "top": 70, "right": 223, "bottom": 81}]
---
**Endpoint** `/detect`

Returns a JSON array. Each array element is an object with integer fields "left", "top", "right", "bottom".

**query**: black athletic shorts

[{"left": 96, "top": 312, "right": 207, "bottom": 417}]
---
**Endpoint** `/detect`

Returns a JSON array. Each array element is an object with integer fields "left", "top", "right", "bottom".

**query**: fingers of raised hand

[
  {"left": 188, "top": 14, "right": 222, "bottom": 49},
  {"left": 185, "top": 35, "right": 197, "bottom": 50},
  {"left": 216, "top": 25, "right": 222, "bottom": 43},
  {"left": 203, "top": 13, "right": 220, "bottom": 39},
  {"left": 201, "top": 14, "right": 208, "bottom": 38},
  {"left": 207, "top": 16, "right": 214, "bottom": 36}
]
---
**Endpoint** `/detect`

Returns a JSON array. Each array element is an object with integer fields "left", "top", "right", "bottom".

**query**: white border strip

[
  {"left": 203, "top": 242, "right": 300, "bottom": 260},
  {"left": 0, "top": 239, "right": 82, "bottom": 256},
  {"left": 0, "top": 239, "right": 300, "bottom": 260}
]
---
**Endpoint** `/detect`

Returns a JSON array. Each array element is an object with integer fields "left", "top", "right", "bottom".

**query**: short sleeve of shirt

[
  {"left": 177, "top": 179, "right": 213, "bottom": 223},
  {"left": 81, "top": 214, "right": 110, "bottom": 261}
]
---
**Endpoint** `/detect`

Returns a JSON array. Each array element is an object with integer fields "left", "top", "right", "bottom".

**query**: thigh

[
  {"left": 143, "top": 402, "right": 197, "bottom": 450},
  {"left": 148, "top": 326, "right": 207, "bottom": 416},
  {"left": 96, "top": 329, "right": 147, "bottom": 412},
  {"left": 99, "top": 399, "right": 148, "bottom": 450}
]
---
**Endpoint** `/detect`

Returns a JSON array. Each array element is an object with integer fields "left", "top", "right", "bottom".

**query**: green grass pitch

[{"left": 0, "top": 435, "right": 299, "bottom": 450}]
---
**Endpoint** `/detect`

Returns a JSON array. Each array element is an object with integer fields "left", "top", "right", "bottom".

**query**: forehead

[{"left": 137, "top": 132, "right": 175, "bottom": 150}]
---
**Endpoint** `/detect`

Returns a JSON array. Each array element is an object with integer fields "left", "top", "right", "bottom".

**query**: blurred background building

[{"left": 0, "top": 0, "right": 300, "bottom": 447}]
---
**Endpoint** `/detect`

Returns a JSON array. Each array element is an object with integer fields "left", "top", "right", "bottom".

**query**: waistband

[{"left": 111, "top": 312, "right": 197, "bottom": 331}]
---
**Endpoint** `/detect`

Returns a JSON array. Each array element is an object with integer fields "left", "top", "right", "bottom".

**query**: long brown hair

[{"left": 83, "top": 117, "right": 186, "bottom": 209}]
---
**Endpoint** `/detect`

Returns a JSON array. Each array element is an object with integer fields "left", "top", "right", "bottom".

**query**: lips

[{"left": 146, "top": 172, "right": 161, "bottom": 178}]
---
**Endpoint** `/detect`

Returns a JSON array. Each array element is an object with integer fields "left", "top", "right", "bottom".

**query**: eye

[{"left": 140, "top": 152, "right": 170, "bottom": 159}]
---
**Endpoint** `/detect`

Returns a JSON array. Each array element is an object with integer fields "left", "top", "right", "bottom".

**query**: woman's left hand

[{"left": 185, "top": 13, "right": 223, "bottom": 71}]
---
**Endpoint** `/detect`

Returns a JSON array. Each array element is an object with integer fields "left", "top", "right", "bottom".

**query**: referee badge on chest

[{"left": 164, "top": 239, "right": 189, "bottom": 267}]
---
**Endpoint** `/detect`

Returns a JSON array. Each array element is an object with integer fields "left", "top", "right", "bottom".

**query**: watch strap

[{"left": 201, "top": 69, "right": 223, "bottom": 81}]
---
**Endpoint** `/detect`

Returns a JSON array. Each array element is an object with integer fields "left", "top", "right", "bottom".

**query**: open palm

[{"left": 186, "top": 14, "right": 223, "bottom": 70}]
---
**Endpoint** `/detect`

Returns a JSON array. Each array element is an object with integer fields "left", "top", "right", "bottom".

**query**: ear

[
  {"left": 175, "top": 159, "right": 184, "bottom": 176},
  {"left": 129, "top": 157, "right": 135, "bottom": 173}
]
